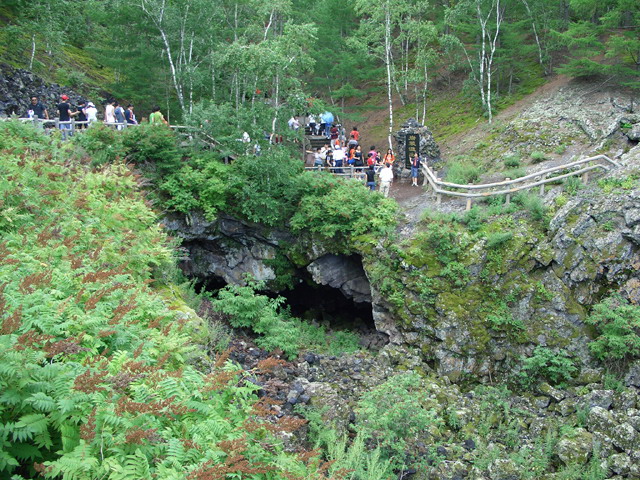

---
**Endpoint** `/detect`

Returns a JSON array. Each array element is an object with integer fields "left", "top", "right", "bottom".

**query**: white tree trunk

[{"left": 384, "top": 3, "right": 394, "bottom": 151}]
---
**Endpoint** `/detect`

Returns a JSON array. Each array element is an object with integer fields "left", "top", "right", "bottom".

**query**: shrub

[
  {"left": 445, "top": 161, "right": 481, "bottom": 184},
  {"left": 290, "top": 179, "right": 398, "bottom": 251},
  {"left": 564, "top": 176, "right": 582, "bottom": 195},
  {"left": 503, "top": 155, "right": 521, "bottom": 168},
  {"left": 121, "top": 123, "right": 181, "bottom": 175},
  {"left": 486, "top": 232, "right": 513, "bottom": 249},
  {"left": 530, "top": 151, "right": 546, "bottom": 163},
  {"left": 73, "top": 123, "right": 123, "bottom": 165},
  {"left": 514, "top": 192, "right": 548, "bottom": 222},
  {"left": 503, "top": 167, "right": 526, "bottom": 179},
  {"left": 159, "top": 155, "right": 229, "bottom": 220},
  {"left": 355, "top": 373, "right": 440, "bottom": 468},
  {"left": 585, "top": 295, "right": 640, "bottom": 363},
  {"left": 228, "top": 150, "right": 305, "bottom": 227},
  {"left": 519, "top": 347, "right": 578, "bottom": 387}
]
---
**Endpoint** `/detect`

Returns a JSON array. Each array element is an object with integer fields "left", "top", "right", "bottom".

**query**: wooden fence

[
  {"left": 303, "top": 165, "right": 367, "bottom": 181},
  {"left": 421, "top": 154, "right": 620, "bottom": 210}
]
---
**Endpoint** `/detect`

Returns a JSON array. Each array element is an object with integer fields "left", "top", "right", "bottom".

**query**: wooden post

[
  {"left": 436, "top": 177, "right": 442, "bottom": 205},
  {"left": 350, "top": 165, "right": 355, "bottom": 178},
  {"left": 539, "top": 174, "right": 546, "bottom": 196},
  {"left": 582, "top": 171, "right": 589, "bottom": 184},
  {"left": 71, "top": 118, "right": 75, "bottom": 135},
  {"left": 54, "top": 118, "right": 59, "bottom": 129},
  {"left": 466, "top": 184, "right": 472, "bottom": 211},
  {"left": 505, "top": 178, "right": 511, "bottom": 205}
]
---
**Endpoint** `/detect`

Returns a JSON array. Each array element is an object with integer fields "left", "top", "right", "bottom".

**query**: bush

[
  {"left": 486, "top": 232, "right": 513, "bottom": 249},
  {"left": 73, "top": 123, "right": 123, "bottom": 165},
  {"left": 585, "top": 295, "right": 640, "bottom": 363},
  {"left": 530, "top": 151, "right": 546, "bottom": 163},
  {"left": 228, "top": 150, "right": 305, "bottom": 227},
  {"left": 503, "top": 155, "right": 521, "bottom": 168},
  {"left": 564, "top": 176, "right": 582, "bottom": 195},
  {"left": 445, "top": 161, "right": 481, "bottom": 184},
  {"left": 159, "top": 155, "right": 229, "bottom": 220},
  {"left": 514, "top": 192, "right": 548, "bottom": 222},
  {"left": 290, "top": 179, "right": 398, "bottom": 252},
  {"left": 519, "top": 347, "right": 578, "bottom": 387},
  {"left": 121, "top": 123, "right": 181, "bottom": 175},
  {"left": 503, "top": 167, "right": 526, "bottom": 179},
  {"left": 355, "top": 373, "right": 440, "bottom": 468}
]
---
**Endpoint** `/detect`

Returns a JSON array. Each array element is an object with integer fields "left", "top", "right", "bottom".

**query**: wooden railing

[
  {"left": 422, "top": 154, "right": 620, "bottom": 210},
  {"left": 304, "top": 165, "right": 367, "bottom": 181}
]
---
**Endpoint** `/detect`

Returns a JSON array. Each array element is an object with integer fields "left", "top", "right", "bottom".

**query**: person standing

[
  {"left": 308, "top": 114, "right": 317, "bottom": 135},
  {"left": 57, "top": 94, "right": 78, "bottom": 140},
  {"left": 114, "top": 103, "right": 125, "bottom": 130},
  {"left": 383, "top": 149, "right": 395, "bottom": 165},
  {"left": 149, "top": 106, "right": 168, "bottom": 125},
  {"left": 330, "top": 124, "right": 339, "bottom": 148},
  {"left": 321, "top": 111, "right": 333, "bottom": 138},
  {"left": 105, "top": 100, "right": 116, "bottom": 124},
  {"left": 85, "top": 102, "right": 98, "bottom": 123},
  {"left": 27, "top": 96, "right": 48, "bottom": 120},
  {"left": 365, "top": 165, "right": 376, "bottom": 191},
  {"left": 379, "top": 163, "right": 394, "bottom": 197},
  {"left": 75, "top": 100, "right": 88, "bottom": 129},
  {"left": 350, "top": 126, "right": 360, "bottom": 142},
  {"left": 411, "top": 152, "right": 421, "bottom": 186},
  {"left": 125, "top": 104, "right": 137, "bottom": 124}
]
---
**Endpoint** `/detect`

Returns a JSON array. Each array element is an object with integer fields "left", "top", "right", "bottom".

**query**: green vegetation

[
  {"left": 444, "top": 160, "right": 482, "bottom": 185},
  {"left": 519, "top": 347, "right": 578, "bottom": 387},
  {"left": 586, "top": 295, "right": 640, "bottom": 363},
  {"left": 0, "top": 122, "right": 330, "bottom": 479},
  {"left": 211, "top": 280, "right": 360, "bottom": 359}
]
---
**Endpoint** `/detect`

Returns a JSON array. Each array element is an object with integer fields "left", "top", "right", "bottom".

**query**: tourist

[
  {"left": 379, "top": 163, "right": 394, "bottom": 197},
  {"left": 353, "top": 145, "right": 364, "bottom": 168},
  {"left": 85, "top": 102, "right": 98, "bottom": 124},
  {"left": 114, "top": 102, "right": 126, "bottom": 130},
  {"left": 411, "top": 152, "right": 421, "bottom": 186},
  {"left": 347, "top": 134, "right": 358, "bottom": 150},
  {"left": 330, "top": 124, "right": 339, "bottom": 148},
  {"left": 368, "top": 146, "right": 378, "bottom": 164},
  {"left": 308, "top": 113, "right": 317, "bottom": 135},
  {"left": 26, "top": 96, "right": 48, "bottom": 120},
  {"left": 333, "top": 144, "right": 345, "bottom": 173},
  {"left": 365, "top": 164, "right": 376, "bottom": 191},
  {"left": 383, "top": 149, "right": 395, "bottom": 165},
  {"left": 321, "top": 111, "right": 333, "bottom": 138},
  {"left": 149, "top": 106, "right": 168, "bottom": 125},
  {"left": 350, "top": 126, "right": 360, "bottom": 142},
  {"left": 57, "top": 94, "right": 78, "bottom": 140},
  {"left": 125, "top": 104, "right": 137, "bottom": 124},
  {"left": 75, "top": 100, "right": 88, "bottom": 129},
  {"left": 105, "top": 100, "right": 116, "bottom": 125}
]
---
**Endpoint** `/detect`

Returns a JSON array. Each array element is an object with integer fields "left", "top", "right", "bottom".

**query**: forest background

[{"left": 1, "top": 0, "right": 638, "bottom": 151}]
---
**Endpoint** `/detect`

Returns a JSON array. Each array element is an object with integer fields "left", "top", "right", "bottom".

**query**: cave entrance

[{"left": 277, "top": 279, "right": 376, "bottom": 333}]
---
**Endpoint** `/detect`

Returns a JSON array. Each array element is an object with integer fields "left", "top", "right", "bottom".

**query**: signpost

[{"left": 405, "top": 133, "right": 420, "bottom": 169}]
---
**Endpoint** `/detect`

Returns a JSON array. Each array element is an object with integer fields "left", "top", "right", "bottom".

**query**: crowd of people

[
  {"left": 23, "top": 94, "right": 169, "bottom": 139},
  {"left": 303, "top": 117, "right": 424, "bottom": 197}
]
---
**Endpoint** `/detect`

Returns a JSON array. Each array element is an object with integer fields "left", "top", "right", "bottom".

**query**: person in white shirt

[
  {"left": 379, "top": 163, "right": 394, "bottom": 198},
  {"left": 105, "top": 101, "right": 116, "bottom": 124},
  {"left": 85, "top": 102, "right": 98, "bottom": 123}
]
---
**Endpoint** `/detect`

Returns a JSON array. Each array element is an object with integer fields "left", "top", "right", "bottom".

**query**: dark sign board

[{"left": 405, "top": 133, "right": 420, "bottom": 168}]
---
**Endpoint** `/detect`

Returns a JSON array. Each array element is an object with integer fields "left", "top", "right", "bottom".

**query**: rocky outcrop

[
  {"left": 394, "top": 117, "right": 442, "bottom": 167},
  {"left": 306, "top": 254, "right": 371, "bottom": 303},
  {"left": 164, "top": 212, "right": 294, "bottom": 285},
  {"left": 0, "top": 63, "right": 88, "bottom": 117},
  {"left": 366, "top": 145, "right": 640, "bottom": 381}
]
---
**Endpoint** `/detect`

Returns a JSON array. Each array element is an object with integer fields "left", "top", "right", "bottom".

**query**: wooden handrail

[{"left": 422, "top": 154, "right": 619, "bottom": 209}]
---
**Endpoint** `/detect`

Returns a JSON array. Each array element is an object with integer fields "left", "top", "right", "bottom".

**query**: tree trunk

[{"left": 384, "top": 3, "right": 394, "bottom": 151}]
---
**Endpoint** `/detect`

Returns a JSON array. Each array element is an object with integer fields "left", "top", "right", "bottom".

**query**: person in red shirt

[{"left": 350, "top": 127, "right": 360, "bottom": 142}]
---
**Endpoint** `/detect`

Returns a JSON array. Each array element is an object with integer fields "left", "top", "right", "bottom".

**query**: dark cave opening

[
  {"left": 193, "top": 270, "right": 386, "bottom": 349},
  {"left": 277, "top": 279, "right": 376, "bottom": 333}
]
